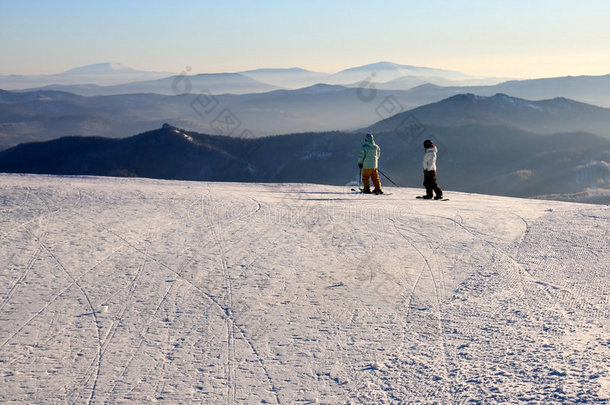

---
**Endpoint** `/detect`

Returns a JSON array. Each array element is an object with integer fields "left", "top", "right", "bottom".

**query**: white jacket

[{"left": 422, "top": 146, "right": 437, "bottom": 171}]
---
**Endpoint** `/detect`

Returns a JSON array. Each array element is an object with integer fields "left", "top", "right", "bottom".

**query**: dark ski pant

[
  {"left": 423, "top": 170, "right": 443, "bottom": 198},
  {"left": 362, "top": 168, "right": 381, "bottom": 191}
]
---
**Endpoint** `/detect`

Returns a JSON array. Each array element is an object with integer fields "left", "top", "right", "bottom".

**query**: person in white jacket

[{"left": 422, "top": 139, "right": 443, "bottom": 199}]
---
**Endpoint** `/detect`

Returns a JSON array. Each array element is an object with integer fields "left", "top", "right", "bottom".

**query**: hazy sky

[{"left": 2, "top": 0, "right": 610, "bottom": 78}]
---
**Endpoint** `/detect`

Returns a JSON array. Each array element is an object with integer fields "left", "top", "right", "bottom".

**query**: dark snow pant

[{"left": 423, "top": 170, "right": 443, "bottom": 198}]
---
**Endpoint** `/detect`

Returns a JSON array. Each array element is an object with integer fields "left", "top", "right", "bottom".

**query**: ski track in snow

[
  {"left": 391, "top": 222, "right": 451, "bottom": 402},
  {"left": 74, "top": 184, "right": 282, "bottom": 404},
  {"left": 0, "top": 174, "right": 608, "bottom": 404}
]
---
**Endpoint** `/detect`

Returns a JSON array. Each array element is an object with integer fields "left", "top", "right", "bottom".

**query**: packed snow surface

[{"left": 0, "top": 174, "right": 608, "bottom": 404}]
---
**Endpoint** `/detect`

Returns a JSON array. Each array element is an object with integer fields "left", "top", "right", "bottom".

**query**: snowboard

[{"left": 416, "top": 196, "right": 449, "bottom": 201}]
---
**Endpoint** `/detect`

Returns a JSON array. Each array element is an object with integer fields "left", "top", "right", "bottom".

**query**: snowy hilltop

[{"left": 0, "top": 174, "right": 608, "bottom": 403}]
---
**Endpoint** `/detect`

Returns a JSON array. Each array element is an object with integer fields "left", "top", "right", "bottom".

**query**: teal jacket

[{"left": 358, "top": 135, "right": 380, "bottom": 169}]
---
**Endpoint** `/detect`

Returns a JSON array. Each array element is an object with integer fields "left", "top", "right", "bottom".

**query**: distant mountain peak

[
  {"left": 409, "top": 83, "right": 443, "bottom": 91},
  {"left": 337, "top": 61, "right": 467, "bottom": 76},
  {"left": 492, "top": 92, "right": 511, "bottom": 98},
  {"left": 446, "top": 93, "right": 524, "bottom": 103},
  {"left": 338, "top": 61, "right": 403, "bottom": 73},
  {"left": 135, "top": 124, "right": 202, "bottom": 147},
  {"left": 330, "top": 61, "right": 471, "bottom": 86},
  {"left": 63, "top": 63, "right": 137, "bottom": 75},
  {"left": 159, "top": 123, "right": 190, "bottom": 137},
  {"left": 240, "top": 67, "right": 313, "bottom": 74},
  {"left": 296, "top": 83, "right": 347, "bottom": 93}
]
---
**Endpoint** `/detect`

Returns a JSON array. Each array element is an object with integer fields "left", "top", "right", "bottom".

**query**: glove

[{"left": 358, "top": 163, "right": 363, "bottom": 169}]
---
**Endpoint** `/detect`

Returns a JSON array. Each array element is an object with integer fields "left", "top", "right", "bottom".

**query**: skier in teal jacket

[{"left": 358, "top": 133, "right": 383, "bottom": 194}]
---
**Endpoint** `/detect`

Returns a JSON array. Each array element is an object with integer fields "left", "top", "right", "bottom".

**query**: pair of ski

[{"left": 351, "top": 188, "right": 392, "bottom": 196}]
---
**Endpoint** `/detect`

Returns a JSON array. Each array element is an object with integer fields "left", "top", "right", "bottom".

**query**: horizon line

[{"left": 3, "top": 60, "right": 610, "bottom": 81}]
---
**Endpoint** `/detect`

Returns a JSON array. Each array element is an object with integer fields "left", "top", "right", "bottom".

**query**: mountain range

[
  {"left": 1, "top": 62, "right": 610, "bottom": 203},
  {"left": 365, "top": 93, "right": 610, "bottom": 136},
  {"left": 22, "top": 73, "right": 281, "bottom": 97},
  {"left": 0, "top": 85, "right": 436, "bottom": 151},
  {"left": 6, "top": 62, "right": 610, "bottom": 109},
  {"left": 2, "top": 61, "right": 486, "bottom": 95},
  {"left": 3, "top": 85, "right": 610, "bottom": 152},
  {"left": 1, "top": 117, "right": 608, "bottom": 203},
  {"left": 0, "top": 63, "right": 173, "bottom": 89},
  {"left": 3, "top": 61, "right": 610, "bottom": 153},
  {"left": 414, "top": 75, "right": 610, "bottom": 108}
]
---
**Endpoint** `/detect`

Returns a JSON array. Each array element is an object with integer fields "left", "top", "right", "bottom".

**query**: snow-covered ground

[{"left": 0, "top": 174, "right": 608, "bottom": 404}]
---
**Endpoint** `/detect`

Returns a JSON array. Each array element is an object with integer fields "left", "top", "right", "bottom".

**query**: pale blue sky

[{"left": 2, "top": 0, "right": 610, "bottom": 78}]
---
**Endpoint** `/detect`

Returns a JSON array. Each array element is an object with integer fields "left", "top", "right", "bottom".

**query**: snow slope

[{"left": 0, "top": 174, "right": 608, "bottom": 404}]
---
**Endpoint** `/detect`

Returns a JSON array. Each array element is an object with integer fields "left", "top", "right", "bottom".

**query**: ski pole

[
  {"left": 351, "top": 167, "right": 363, "bottom": 192},
  {"left": 378, "top": 169, "right": 400, "bottom": 187}
]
